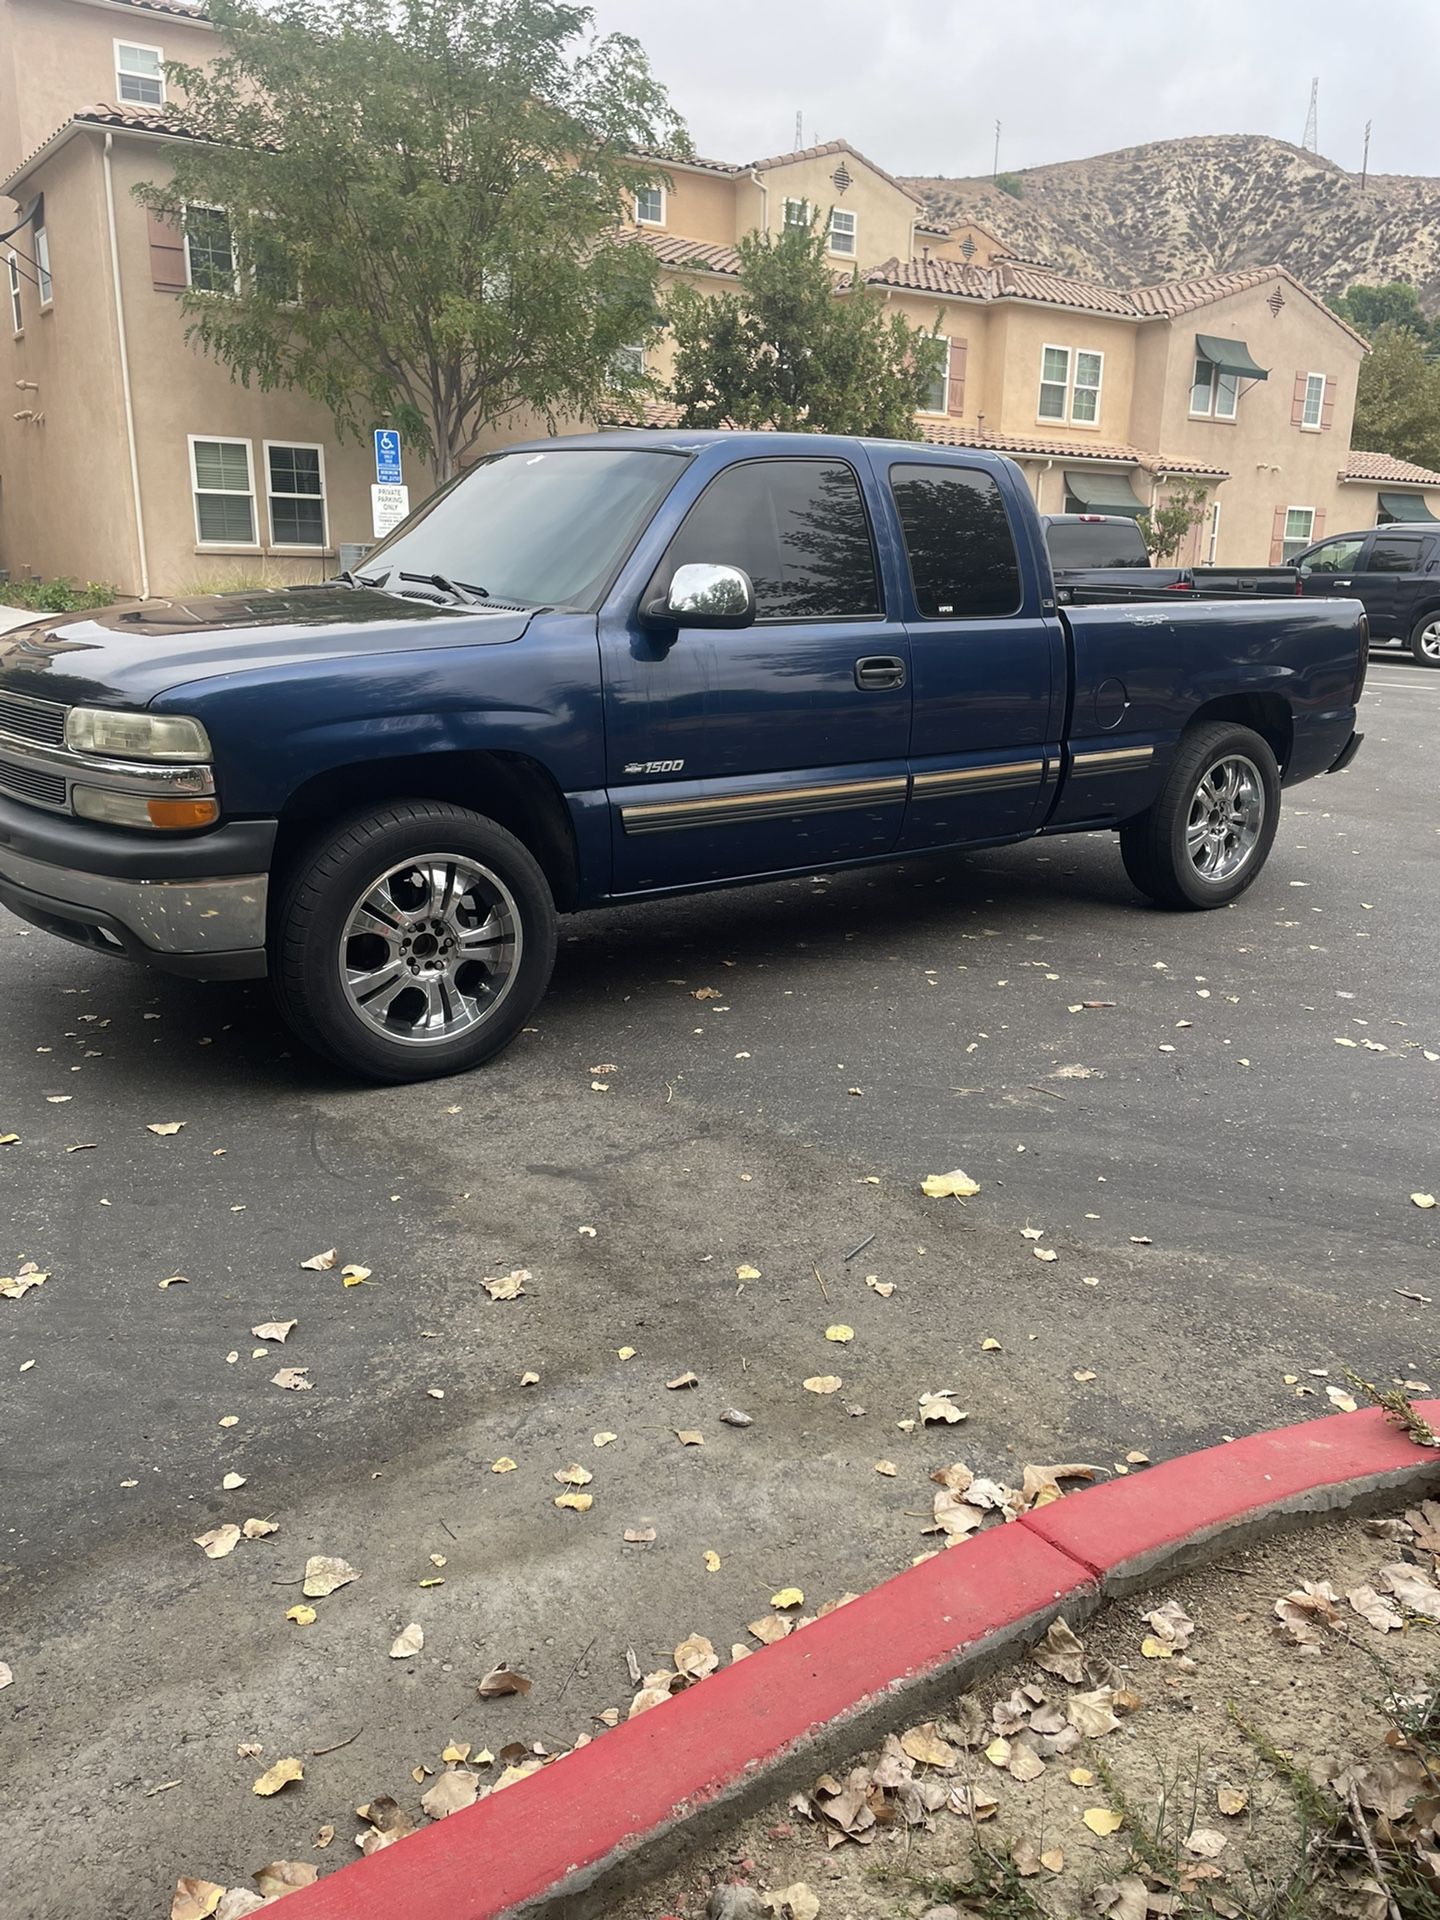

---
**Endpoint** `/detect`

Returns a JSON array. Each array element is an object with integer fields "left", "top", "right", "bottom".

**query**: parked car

[
  {"left": 1292, "top": 525, "right": 1440, "bottom": 667},
  {"left": 0, "top": 432, "right": 1367, "bottom": 1081},
  {"left": 1042, "top": 513, "right": 1300, "bottom": 605}
]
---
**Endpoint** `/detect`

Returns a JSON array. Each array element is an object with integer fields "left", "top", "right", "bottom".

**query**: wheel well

[
  {"left": 273, "top": 751, "right": 580, "bottom": 910},
  {"left": 1184, "top": 694, "right": 1293, "bottom": 772}
]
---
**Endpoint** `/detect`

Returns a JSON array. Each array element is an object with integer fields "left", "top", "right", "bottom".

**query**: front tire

[
  {"left": 1410, "top": 612, "right": 1440, "bottom": 667},
  {"left": 271, "top": 800, "right": 557, "bottom": 1082},
  {"left": 1119, "top": 722, "right": 1281, "bottom": 911}
]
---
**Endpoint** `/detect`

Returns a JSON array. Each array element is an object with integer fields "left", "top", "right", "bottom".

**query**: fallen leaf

[
  {"left": 478, "top": 1664, "right": 531, "bottom": 1698},
  {"left": 221, "top": 1472, "right": 246, "bottom": 1491},
  {"left": 675, "top": 1633, "right": 719, "bottom": 1679},
  {"left": 420, "top": 1770, "right": 480, "bottom": 1818},
  {"left": 1033, "top": 1616, "right": 1087, "bottom": 1684},
  {"left": 218, "top": 1415, "right": 238, "bottom": 1428},
  {"left": 918, "top": 1390, "right": 968, "bottom": 1424},
  {"left": 341, "top": 1265, "right": 372, "bottom": 1288},
  {"left": 491, "top": 1457, "right": 517, "bottom": 1473},
  {"left": 194, "top": 1525, "right": 242, "bottom": 1560},
  {"left": 554, "top": 1463, "right": 594, "bottom": 1486},
  {"left": 251, "top": 1320, "right": 295, "bottom": 1343},
  {"left": 1067, "top": 1689, "right": 1122, "bottom": 1737},
  {"left": 748, "top": 1613, "right": 792, "bottom": 1645},
  {"left": 1274, "top": 1580, "right": 1343, "bottom": 1642},
  {"left": 900, "top": 1722, "right": 958, "bottom": 1768},
  {"left": 285, "top": 1606, "right": 316, "bottom": 1626},
  {"left": 1073, "top": 1369, "right": 1097, "bottom": 1384},
  {"left": 736, "top": 1265, "right": 762, "bottom": 1281},
  {"left": 1412, "top": 1194, "right": 1437, "bottom": 1210},
  {"left": 389, "top": 1622, "right": 424, "bottom": 1659},
  {"left": 593, "top": 1432, "right": 617, "bottom": 1448},
  {"left": 825, "top": 1325, "right": 854, "bottom": 1343},
  {"left": 270, "top": 1367, "right": 312, "bottom": 1391},
  {"left": 171, "top": 1879, "right": 225, "bottom": 1920},
  {"left": 1184, "top": 1827, "right": 1228, "bottom": 1859},
  {"left": 441, "top": 1742, "right": 470, "bottom": 1763},
  {"left": 1326, "top": 1385, "right": 1359, "bottom": 1413},
  {"left": 519, "top": 1369, "right": 540, "bottom": 1385},
  {"left": 1034, "top": 1247, "right": 1059, "bottom": 1262},
  {"left": 0, "top": 1268, "right": 47, "bottom": 1300},
  {"left": 703, "top": 1549, "right": 721, "bottom": 1571},
  {"left": 1040, "top": 1847, "right": 1064, "bottom": 1873},
  {"left": 874, "top": 1460, "right": 898, "bottom": 1476},
  {"left": 483, "top": 1268, "right": 528, "bottom": 1301},
  {"left": 555, "top": 1491, "right": 593, "bottom": 1512},
  {"left": 302, "top": 1555, "right": 358, "bottom": 1598},
  {"left": 865, "top": 1276, "right": 896, "bottom": 1298},
  {"left": 314, "top": 1825, "right": 335, "bottom": 1850},
  {"left": 761, "top": 1885, "right": 819, "bottom": 1920},
  {"left": 300, "top": 1249, "right": 337, "bottom": 1271},
  {"left": 675, "top": 1429, "right": 704, "bottom": 1446},
  {"left": 0, "top": 1663, "right": 11, "bottom": 1690},
  {"left": 1070, "top": 1767, "right": 1095, "bottom": 1786},
  {"left": 253, "top": 1863, "right": 319, "bottom": 1898},
  {"left": 1217, "top": 1784, "right": 1248, "bottom": 1816},
  {"left": 616, "top": 1347, "right": 635, "bottom": 1361},
  {"left": 1379, "top": 1562, "right": 1440, "bottom": 1621},
  {"left": 147, "top": 1122, "right": 184, "bottom": 1136},
  {"left": 720, "top": 1407, "right": 753, "bottom": 1427},
  {"left": 692, "top": 987, "right": 722, "bottom": 1000},
  {"left": 981, "top": 1336, "right": 1003, "bottom": 1351},
  {"left": 1083, "top": 1807, "right": 1124, "bottom": 1836},
  {"left": 252, "top": 1755, "right": 303, "bottom": 1797},
  {"left": 921, "top": 1168, "right": 981, "bottom": 1199},
  {"left": 771, "top": 1587, "right": 804, "bottom": 1609},
  {"left": 159, "top": 1274, "right": 189, "bottom": 1289},
  {"left": 1143, "top": 1599, "right": 1196, "bottom": 1649},
  {"left": 803, "top": 1376, "right": 841, "bottom": 1394},
  {"left": 624, "top": 1527, "right": 657, "bottom": 1544},
  {"left": 1009, "top": 1743, "right": 1046, "bottom": 1782}
]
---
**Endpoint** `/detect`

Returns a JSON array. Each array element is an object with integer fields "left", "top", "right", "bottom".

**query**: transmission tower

[{"left": 1302, "top": 76, "right": 1318, "bottom": 152}]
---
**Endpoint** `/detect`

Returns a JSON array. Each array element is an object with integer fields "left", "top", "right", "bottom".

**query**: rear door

[
  {"left": 1346, "top": 530, "right": 1437, "bottom": 638},
  {"left": 599, "top": 455, "right": 913, "bottom": 893},
  {"left": 873, "top": 454, "right": 1065, "bottom": 849}
]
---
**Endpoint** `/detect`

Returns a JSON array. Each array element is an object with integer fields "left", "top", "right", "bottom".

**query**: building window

[
  {"left": 6, "top": 253, "right": 20, "bottom": 334},
  {"left": 828, "top": 209, "right": 856, "bottom": 256},
  {"left": 34, "top": 227, "right": 51, "bottom": 307},
  {"left": 609, "top": 341, "right": 645, "bottom": 383},
  {"left": 116, "top": 40, "right": 165, "bottom": 106},
  {"left": 184, "top": 206, "right": 237, "bottom": 294},
  {"left": 1206, "top": 498, "right": 1222, "bottom": 564},
  {"left": 265, "top": 442, "right": 327, "bottom": 548},
  {"left": 917, "top": 352, "right": 947, "bottom": 414},
  {"left": 190, "top": 437, "right": 256, "bottom": 545},
  {"left": 783, "top": 197, "right": 811, "bottom": 230},
  {"left": 1037, "top": 344, "right": 1103, "bottom": 424},
  {"left": 1190, "top": 357, "right": 1238, "bottom": 419},
  {"left": 1282, "top": 506, "right": 1314, "bottom": 561},
  {"left": 1301, "top": 371, "right": 1325, "bottom": 430},
  {"left": 634, "top": 184, "right": 664, "bottom": 226}
]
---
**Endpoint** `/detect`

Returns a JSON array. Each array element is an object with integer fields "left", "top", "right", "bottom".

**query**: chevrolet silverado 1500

[{"left": 0, "top": 431, "right": 1367, "bottom": 1080}]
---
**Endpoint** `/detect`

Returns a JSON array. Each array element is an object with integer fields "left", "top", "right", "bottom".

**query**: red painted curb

[
  {"left": 275, "top": 1525, "right": 1094, "bottom": 1920},
  {"left": 1022, "top": 1401, "right": 1440, "bottom": 1589},
  {"left": 267, "top": 1406, "right": 1440, "bottom": 1920}
]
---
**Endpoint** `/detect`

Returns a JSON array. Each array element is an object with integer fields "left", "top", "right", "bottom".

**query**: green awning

[
  {"left": 1378, "top": 490, "right": 1438, "bottom": 521},
  {"left": 1195, "top": 333, "right": 1269, "bottom": 381},
  {"left": 1063, "top": 470, "right": 1146, "bottom": 519}
]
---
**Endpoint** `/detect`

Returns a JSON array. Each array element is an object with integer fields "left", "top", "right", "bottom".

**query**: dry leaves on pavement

[
  {"left": 482, "top": 1268, "right": 528, "bottom": 1301},
  {"left": 0, "top": 1264, "right": 46, "bottom": 1300},
  {"left": 300, "top": 1249, "right": 337, "bottom": 1271},
  {"left": 302, "top": 1554, "right": 359, "bottom": 1598},
  {"left": 420, "top": 1770, "right": 480, "bottom": 1819},
  {"left": 270, "top": 1366, "right": 312, "bottom": 1391},
  {"left": 921, "top": 1168, "right": 981, "bottom": 1199},
  {"left": 251, "top": 1755, "right": 303, "bottom": 1797},
  {"left": 388, "top": 1623, "right": 424, "bottom": 1659},
  {"left": 477, "top": 1664, "right": 531, "bottom": 1698},
  {"left": 250, "top": 1320, "right": 295, "bottom": 1343},
  {"left": 193, "top": 1525, "right": 242, "bottom": 1560}
]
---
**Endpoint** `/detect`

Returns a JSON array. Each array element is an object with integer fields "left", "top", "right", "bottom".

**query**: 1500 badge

[{"left": 624, "top": 759, "right": 685, "bottom": 774}]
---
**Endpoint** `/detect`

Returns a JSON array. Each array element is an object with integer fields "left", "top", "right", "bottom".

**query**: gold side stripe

[
  {"left": 912, "top": 759, "right": 1045, "bottom": 795},
  {"left": 1072, "top": 745, "right": 1155, "bottom": 772},
  {"left": 621, "top": 775, "right": 907, "bottom": 835}
]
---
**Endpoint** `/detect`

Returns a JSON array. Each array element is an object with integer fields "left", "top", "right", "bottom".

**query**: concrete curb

[{"left": 275, "top": 1402, "right": 1440, "bottom": 1920}]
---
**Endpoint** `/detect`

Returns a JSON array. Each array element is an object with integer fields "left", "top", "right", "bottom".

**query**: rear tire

[
  {"left": 271, "top": 799, "right": 557, "bottom": 1082},
  {"left": 1409, "top": 612, "right": 1440, "bottom": 667},
  {"left": 1119, "top": 722, "right": 1281, "bottom": 911}
]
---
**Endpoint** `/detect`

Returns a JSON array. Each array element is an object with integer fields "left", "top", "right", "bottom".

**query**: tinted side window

[
  {"left": 890, "top": 465, "right": 1022, "bottom": 618},
  {"left": 663, "top": 459, "right": 879, "bottom": 620},
  {"left": 1301, "top": 537, "right": 1365, "bottom": 574},
  {"left": 1046, "top": 520, "right": 1149, "bottom": 569},
  {"left": 1367, "top": 536, "right": 1429, "bottom": 573}
]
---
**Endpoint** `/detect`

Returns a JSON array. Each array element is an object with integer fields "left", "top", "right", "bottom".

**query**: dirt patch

[{"left": 605, "top": 1511, "right": 1440, "bottom": 1920}]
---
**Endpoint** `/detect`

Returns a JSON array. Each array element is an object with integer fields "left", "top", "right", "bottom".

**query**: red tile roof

[
  {"left": 1342, "top": 449, "right": 1440, "bottom": 485},
  {"left": 747, "top": 139, "right": 925, "bottom": 207},
  {"left": 630, "top": 147, "right": 742, "bottom": 177},
  {"left": 4, "top": 101, "right": 268, "bottom": 189},
  {"left": 630, "top": 230, "right": 742, "bottom": 276}
]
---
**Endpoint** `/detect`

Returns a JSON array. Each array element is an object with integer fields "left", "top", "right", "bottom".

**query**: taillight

[{"left": 1164, "top": 580, "right": 1193, "bottom": 591}]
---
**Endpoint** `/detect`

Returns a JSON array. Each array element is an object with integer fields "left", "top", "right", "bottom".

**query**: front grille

[
  {"left": 0, "top": 690, "right": 67, "bottom": 748},
  {"left": 0, "top": 757, "right": 66, "bottom": 810}
]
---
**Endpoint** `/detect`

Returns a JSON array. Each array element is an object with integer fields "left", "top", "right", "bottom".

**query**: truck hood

[{"left": 0, "top": 586, "right": 533, "bottom": 708}]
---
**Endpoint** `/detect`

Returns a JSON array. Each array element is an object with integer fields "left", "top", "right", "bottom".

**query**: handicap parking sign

[{"left": 373, "top": 429, "right": 402, "bottom": 486}]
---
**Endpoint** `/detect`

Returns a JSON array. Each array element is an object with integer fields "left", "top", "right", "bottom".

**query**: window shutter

[
  {"left": 148, "top": 209, "right": 187, "bottom": 291},
  {"left": 1269, "top": 505, "right": 1287, "bottom": 565},
  {"left": 946, "top": 337, "right": 967, "bottom": 415},
  {"left": 1291, "top": 371, "right": 1307, "bottom": 426},
  {"left": 1320, "top": 376, "right": 1337, "bottom": 430},
  {"left": 1311, "top": 510, "right": 1326, "bottom": 540}
]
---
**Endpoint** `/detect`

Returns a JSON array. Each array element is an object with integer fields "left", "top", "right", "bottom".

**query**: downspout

[
  {"left": 103, "top": 131, "right": 150, "bottom": 600},
  {"left": 1038, "top": 456, "right": 1053, "bottom": 507}
]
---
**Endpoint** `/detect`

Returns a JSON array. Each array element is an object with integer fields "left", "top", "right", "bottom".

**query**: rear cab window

[
  {"left": 657, "top": 458, "right": 880, "bottom": 621},
  {"left": 1045, "top": 518, "right": 1149, "bottom": 570},
  {"left": 888, "top": 463, "right": 1023, "bottom": 618}
]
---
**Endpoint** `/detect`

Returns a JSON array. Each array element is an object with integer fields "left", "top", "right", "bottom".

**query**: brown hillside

[{"left": 905, "top": 134, "right": 1440, "bottom": 307}]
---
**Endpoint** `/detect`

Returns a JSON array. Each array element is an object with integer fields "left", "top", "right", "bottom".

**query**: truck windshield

[
  {"left": 1046, "top": 520, "right": 1150, "bottom": 570},
  {"left": 361, "top": 447, "right": 688, "bottom": 611}
]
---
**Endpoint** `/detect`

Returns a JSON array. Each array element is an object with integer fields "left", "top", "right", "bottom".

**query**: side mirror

[{"left": 642, "top": 562, "right": 755, "bottom": 631}]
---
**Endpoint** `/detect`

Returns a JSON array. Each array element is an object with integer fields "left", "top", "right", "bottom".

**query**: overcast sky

[{"left": 589, "top": 0, "right": 1439, "bottom": 181}]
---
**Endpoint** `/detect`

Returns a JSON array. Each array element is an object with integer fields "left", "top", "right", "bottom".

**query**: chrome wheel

[
  {"left": 1185, "top": 754, "right": 1265, "bottom": 883},
  {"left": 339, "top": 854, "right": 521, "bottom": 1047},
  {"left": 1417, "top": 620, "right": 1440, "bottom": 663}
]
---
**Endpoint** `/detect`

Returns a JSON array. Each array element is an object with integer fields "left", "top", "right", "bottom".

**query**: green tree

[
  {"left": 137, "top": 0, "right": 686, "bottom": 484},
  {"left": 1351, "top": 323, "right": 1440, "bottom": 471},
  {"left": 664, "top": 221, "right": 946, "bottom": 438},
  {"left": 993, "top": 172, "right": 1025, "bottom": 200},
  {"left": 1136, "top": 477, "right": 1212, "bottom": 562},
  {"left": 1331, "top": 280, "right": 1436, "bottom": 346}
]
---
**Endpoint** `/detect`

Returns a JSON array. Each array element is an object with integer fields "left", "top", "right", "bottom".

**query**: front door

[
  {"left": 600, "top": 456, "right": 913, "bottom": 893},
  {"left": 1345, "top": 530, "right": 1436, "bottom": 638},
  {"left": 873, "top": 455, "right": 1065, "bottom": 849}
]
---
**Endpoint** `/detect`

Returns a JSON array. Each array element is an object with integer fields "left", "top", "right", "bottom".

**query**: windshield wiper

[
  {"left": 336, "top": 567, "right": 392, "bottom": 590},
  {"left": 398, "top": 571, "right": 489, "bottom": 605}
]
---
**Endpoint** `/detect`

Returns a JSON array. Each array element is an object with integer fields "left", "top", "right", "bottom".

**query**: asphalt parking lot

[{"left": 2, "top": 658, "right": 1437, "bottom": 1916}]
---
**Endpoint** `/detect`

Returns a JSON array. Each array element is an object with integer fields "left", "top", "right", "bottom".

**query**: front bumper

[{"left": 0, "top": 795, "right": 275, "bottom": 978}]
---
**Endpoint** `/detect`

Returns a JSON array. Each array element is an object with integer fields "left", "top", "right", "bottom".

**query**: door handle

[
  {"left": 854, "top": 655, "right": 906, "bottom": 691},
  {"left": 1334, "top": 579, "right": 1351, "bottom": 587}
]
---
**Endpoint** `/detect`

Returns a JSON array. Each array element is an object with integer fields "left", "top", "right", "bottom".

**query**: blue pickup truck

[{"left": 0, "top": 431, "right": 1367, "bottom": 1080}]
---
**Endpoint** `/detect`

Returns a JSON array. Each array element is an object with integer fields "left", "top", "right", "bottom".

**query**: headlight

[
  {"left": 72, "top": 787, "right": 219, "bottom": 830},
  {"left": 65, "top": 707, "right": 212, "bottom": 762}
]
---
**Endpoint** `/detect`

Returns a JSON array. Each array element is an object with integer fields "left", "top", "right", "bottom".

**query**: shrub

[{"left": 0, "top": 578, "right": 119, "bottom": 614}]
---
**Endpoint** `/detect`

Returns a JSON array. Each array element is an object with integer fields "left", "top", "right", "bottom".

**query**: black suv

[{"left": 1295, "top": 525, "right": 1440, "bottom": 667}]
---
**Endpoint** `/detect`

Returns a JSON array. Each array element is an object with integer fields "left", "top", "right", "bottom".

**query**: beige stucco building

[{"left": 3, "top": 0, "right": 1439, "bottom": 598}]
